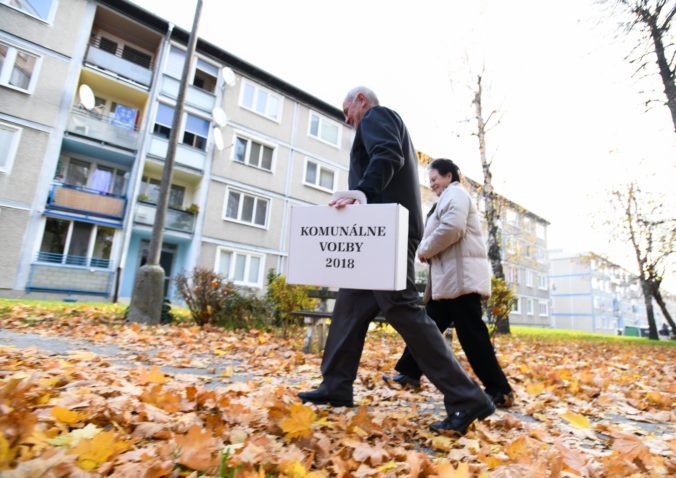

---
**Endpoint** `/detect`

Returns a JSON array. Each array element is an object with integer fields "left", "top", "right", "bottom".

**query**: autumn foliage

[{"left": 0, "top": 302, "right": 674, "bottom": 477}]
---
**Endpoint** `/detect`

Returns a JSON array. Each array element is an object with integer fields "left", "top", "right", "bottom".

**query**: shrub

[
  {"left": 175, "top": 267, "right": 271, "bottom": 328},
  {"left": 265, "top": 270, "right": 318, "bottom": 336},
  {"left": 485, "top": 276, "right": 516, "bottom": 337}
]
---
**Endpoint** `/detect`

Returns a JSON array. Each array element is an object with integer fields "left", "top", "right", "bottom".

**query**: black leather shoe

[
  {"left": 298, "top": 389, "right": 354, "bottom": 407},
  {"left": 383, "top": 374, "right": 421, "bottom": 390},
  {"left": 429, "top": 400, "right": 495, "bottom": 435},
  {"left": 491, "top": 391, "right": 514, "bottom": 408}
]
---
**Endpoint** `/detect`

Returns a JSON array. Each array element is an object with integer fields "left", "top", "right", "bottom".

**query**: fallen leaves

[{"left": 0, "top": 302, "right": 674, "bottom": 476}]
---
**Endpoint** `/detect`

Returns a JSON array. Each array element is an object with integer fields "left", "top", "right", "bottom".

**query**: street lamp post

[{"left": 127, "top": 0, "right": 203, "bottom": 324}]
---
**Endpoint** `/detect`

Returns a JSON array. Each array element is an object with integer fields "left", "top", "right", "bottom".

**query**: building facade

[
  {"left": 1, "top": 0, "right": 352, "bottom": 302},
  {"left": 549, "top": 250, "right": 646, "bottom": 334}
]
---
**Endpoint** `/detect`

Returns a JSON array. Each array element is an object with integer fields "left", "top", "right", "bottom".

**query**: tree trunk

[
  {"left": 652, "top": 286, "right": 675, "bottom": 335},
  {"left": 643, "top": 8, "right": 676, "bottom": 131},
  {"left": 641, "top": 281, "right": 659, "bottom": 339},
  {"left": 473, "top": 75, "right": 509, "bottom": 334}
]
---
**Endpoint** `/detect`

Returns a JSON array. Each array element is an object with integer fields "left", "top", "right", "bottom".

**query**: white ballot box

[{"left": 286, "top": 203, "right": 409, "bottom": 290}]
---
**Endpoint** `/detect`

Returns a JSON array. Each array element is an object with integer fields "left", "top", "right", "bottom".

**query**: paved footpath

[{"left": 0, "top": 328, "right": 253, "bottom": 388}]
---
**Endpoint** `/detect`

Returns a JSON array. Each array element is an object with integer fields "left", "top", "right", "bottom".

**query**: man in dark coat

[{"left": 298, "top": 86, "right": 495, "bottom": 434}]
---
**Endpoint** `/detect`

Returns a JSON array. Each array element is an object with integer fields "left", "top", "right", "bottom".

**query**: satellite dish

[
  {"left": 212, "top": 106, "right": 227, "bottom": 127},
  {"left": 78, "top": 84, "right": 95, "bottom": 110},
  {"left": 221, "top": 67, "right": 236, "bottom": 87},
  {"left": 213, "top": 127, "right": 224, "bottom": 151}
]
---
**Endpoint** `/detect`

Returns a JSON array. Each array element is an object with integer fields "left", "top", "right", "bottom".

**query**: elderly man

[{"left": 298, "top": 86, "right": 495, "bottom": 434}]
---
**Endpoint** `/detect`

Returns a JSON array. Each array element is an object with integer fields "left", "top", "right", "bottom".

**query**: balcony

[
  {"left": 134, "top": 201, "right": 196, "bottom": 234},
  {"left": 47, "top": 183, "right": 127, "bottom": 222},
  {"left": 85, "top": 44, "right": 153, "bottom": 87},
  {"left": 28, "top": 256, "right": 114, "bottom": 296},
  {"left": 160, "top": 74, "right": 216, "bottom": 113},
  {"left": 148, "top": 136, "right": 206, "bottom": 171},
  {"left": 66, "top": 108, "right": 139, "bottom": 151}
]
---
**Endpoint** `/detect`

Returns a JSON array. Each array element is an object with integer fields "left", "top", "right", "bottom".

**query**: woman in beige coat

[{"left": 384, "top": 158, "right": 513, "bottom": 407}]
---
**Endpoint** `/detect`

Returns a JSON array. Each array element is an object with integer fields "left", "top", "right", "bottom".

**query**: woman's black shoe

[
  {"left": 491, "top": 391, "right": 514, "bottom": 408},
  {"left": 429, "top": 400, "right": 495, "bottom": 435},
  {"left": 297, "top": 389, "right": 354, "bottom": 407},
  {"left": 383, "top": 374, "right": 421, "bottom": 390}
]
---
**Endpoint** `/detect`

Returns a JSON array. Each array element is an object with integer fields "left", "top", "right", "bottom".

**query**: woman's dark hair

[{"left": 429, "top": 158, "right": 461, "bottom": 183}]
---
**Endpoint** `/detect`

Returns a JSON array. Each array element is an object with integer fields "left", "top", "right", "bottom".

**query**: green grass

[
  {"left": 508, "top": 325, "right": 676, "bottom": 346},
  {"left": 0, "top": 298, "right": 191, "bottom": 321}
]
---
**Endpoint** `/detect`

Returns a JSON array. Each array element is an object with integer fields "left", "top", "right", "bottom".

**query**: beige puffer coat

[{"left": 417, "top": 182, "right": 492, "bottom": 301}]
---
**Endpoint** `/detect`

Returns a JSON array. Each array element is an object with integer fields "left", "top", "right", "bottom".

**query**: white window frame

[
  {"left": 0, "top": 121, "right": 22, "bottom": 174},
  {"left": 239, "top": 79, "right": 283, "bottom": 122},
  {"left": 527, "top": 298, "right": 534, "bottom": 315},
  {"left": 539, "top": 301, "right": 549, "bottom": 317},
  {"left": 538, "top": 274, "right": 548, "bottom": 290},
  {"left": 308, "top": 111, "right": 341, "bottom": 147},
  {"left": 215, "top": 247, "right": 265, "bottom": 288},
  {"left": 1, "top": 0, "right": 57, "bottom": 23},
  {"left": 525, "top": 269, "right": 534, "bottom": 287},
  {"left": 512, "top": 296, "right": 521, "bottom": 314},
  {"left": 303, "top": 158, "right": 337, "bottom": 193},
  {"left": 232, "top": 132, "right": 276, "bottom": 172},
  {"left": 505, "top": 209, "right": 518, "bottom": 225},
  {"left": 223, "top": 187, "right": 270, "bottom": 229},
  {"left": 0, "top": 41, "right": 43, "bottom": 93},
  {"left": 37, "top": 217, "right": 115, "bottom": 269}
]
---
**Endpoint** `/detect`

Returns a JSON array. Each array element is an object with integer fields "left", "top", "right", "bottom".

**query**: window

[
  {"left": 512, "top": 296, "right": 521, "bottom": 314},
  {"left": 527, "top": 298, "right": 534, "bottom": 315},
  {"left": 0, "top": 122, "right": 21, "bottom": 173},
  {"left": 183, "top": 114, "right": 208, "bottom": 150},
  {"left": 526, "top": 270, "right": 534, "bottom": 287},
  {"left": 2, "top": 0, "right": 55, "bottom": 22},
  {"left": 193, "top": 58, "right": 218, "bottom": 93},
  {"left": 166, "top": 47, "right": 218, "bottom": 93},
  {"left": 304, "top": 159, "right": 336, "bottom": 192},
  {"left": 153, "top": 103, "right": 174, "bottom": 138},
  {"left": 308, "top": 111, "right": 340, "bottom": 146},
  {"left": 0, "top": 42, "right": 40, "bottom": 92},
  {"left": 504, "top": 265, "right": 514, "bottom": 285},
  {"left": 240, "top": 80, "right": 282, "bottom": 121},
  {"left": 139, "top": 176, "right": 185, "bottom": 209},
  {"left": 505, "top": 209, "right": 518, "bottom": 225},
  {"left": 538, "top": 274, "right": 548, "bottom": 290},
  {"left": 224, "top": 188, "right": 269, "bottom": 227},
  {"left": 38, "top": 218, "right": 114, "bottom": 268},
  {"left": 153, "top": 104, "right": 209, "bottom": 150},
  {"left": 216, "top": 248, "right": 264, "bottom": 288},
  {"left": 504, "top": 235, "right": 516, "bottom": 254},
  {"left": 539, "top": 301, "right": 549, "bottom": 317},
  {"left": 121, "top": 44, "right": 151, "bottom": 69},
  {"left": 234, "top": 135, "right": 274, "bottom": 171},
  {"left": 55, "top": 157, "right": 128, "bottom": 196}
]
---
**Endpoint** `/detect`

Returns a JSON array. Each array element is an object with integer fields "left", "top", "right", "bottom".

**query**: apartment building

[
  {"left": 549, "top": 250, "right": 646, "bottom": 334},
  {"left": 416, "top": 153, "right": 551, "bottom": 326},
  {"left": 0, "top": 0, "right": 352, "bottom": 302},
  {"left": 1, "top": 0, "right": 92, "bottom": 295}
]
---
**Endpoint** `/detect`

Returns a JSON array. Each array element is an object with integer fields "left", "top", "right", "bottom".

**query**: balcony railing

[
  {"left": 36, "top": 251, "right": 111, "bottom": 269},
  {"left": 160, "top": 74, "right": 216, "bottom": 113},
  {"left": 47, "top": 182, "right": 127, "bottom": 221},
  {"left": 85, "top": 43, "right": 153, "bottom": 87},
  {"left": 134, "top": 201, "right": 196, "bottom": 234},
  {"left": 66, "top": 108, "right": 139, "bottom": 150},
  {"left": 148, "top": 136, "right": 206, "bottom": 171},
  {"left": 28, "top": 257, "right": 114, "bottom": 296}
]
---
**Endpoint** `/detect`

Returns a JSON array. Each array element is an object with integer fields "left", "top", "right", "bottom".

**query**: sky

[{"left": 131, "top": 0, "right": 674, "bottom": 287}]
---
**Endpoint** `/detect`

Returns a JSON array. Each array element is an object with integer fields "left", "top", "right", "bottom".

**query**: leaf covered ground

[{"left": 0, "top": 303, "right": 674, "bottom": 477}]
